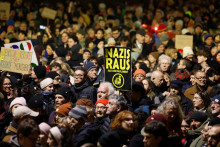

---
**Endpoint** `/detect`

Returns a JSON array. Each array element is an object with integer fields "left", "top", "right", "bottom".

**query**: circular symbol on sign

[{"left": 112, "top": 73, "right": 124, "bottom": 89}]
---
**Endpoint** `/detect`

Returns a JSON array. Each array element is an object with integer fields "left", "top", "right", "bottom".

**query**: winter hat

[
  {"left": 146, "top": 32, "right": 154, "bottom": 39},
  {"left": 133, "top": 69, "right": 146, "bottom": 78},
  {"left": 34, "top": 66, "right": 46, "bottom": 79},
  {"left": 156, "top": 41, "right": 163, "bottom": 49},
  {"left": 136, "top": 29, "right": 146, "bottom": 36},
  {"left": 50, "top": 127, "right": 62, "bottom": 145},
  {"left": 149, "top": 52, "right": 159, "bottom": 60},
  {"left": 40, "top": 78, "right": 53, "bottom": 89},
  {"left": 83, "top": 49, "right": 91, "bottom": 54},
  {"left": 76, "top": 99, "right": 94, "bottom": 107},
  {"left": 182, "top": 28, "right": 189, "bottom": 35},
  {"left": 95, "top": 99, "right": 108, "bottom": 108},
  {"left": 208, "top": 117, "right": 220, "bottom": 126},
  {"left": 56, "top": 103, "right": 72, "bottom": 116},
  {"left": 28, "top": 96, "right": 43, "bottom": 109},
  {"left": 157, "top": 23, "right": 167, "bottom": 33},
  {"left": 107, "top": 37, "right": 116, "bottom": 45},
  {"left": 170, "top": 80, "right": 183, "bottom": 88},
  {"left": 160, "top": 33, "right": 169, "bottom": 42},
  {"left": 183, "top": 46, "right": 194, "bottom": 58},
  {"left": 174, "top": 69, "right": 190, "bottom": 81},
  {"left": 7, "top": 19, "right": 14, "bottom": 26},
  {"left": 204, "top": 33, "right": 212, "bottom": 41},
  {"left": 190, "top": 111, "right": 207, "bottom": 123},
  {"left": 9, "top": 97, "right": 27, "bottom": 110},
  {"left": 7, "top": 25, "right": 14, "bottom": 32},
  {"left": 46, "top": 71, "right": 59, "bottom": 79},
  {"left": 13, "top": 106, "right": 39, "bottom": 118},
  {"left": 84, "top": 61, "right": 96, "bottom": 72},
  {"left": 56, "top": 87, "right": 71, "bottom": 99},
  {"left": 211, "top": 94, "right": 220, "bottom": 104},
  {"left": 39, "top": 122, "right": 51, "bottom": 134},
  {"left": 146, "top": 114, "right": 167, "bottom": 124},
  {"left": 68, "top": 105, "right": 87, "bottom": 121},
  {"left": 99, "top": 3, "right": 106, "bottom": 9},
  {"left": 176, "top": 20, "right": 183, "bottom": 27}
]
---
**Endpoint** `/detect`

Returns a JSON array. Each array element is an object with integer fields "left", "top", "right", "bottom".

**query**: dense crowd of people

[{"left": 0, "top": 0, "right": 220, "bottom": 147}]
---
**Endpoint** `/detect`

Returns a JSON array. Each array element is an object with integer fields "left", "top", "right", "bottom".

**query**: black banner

[{"left": 104, "top": 47, "right": 131, "bottom": 90}]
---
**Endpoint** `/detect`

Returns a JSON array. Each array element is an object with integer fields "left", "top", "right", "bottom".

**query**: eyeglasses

[{"left": 3, "top": 83, "right": 11, "bottom": 86}]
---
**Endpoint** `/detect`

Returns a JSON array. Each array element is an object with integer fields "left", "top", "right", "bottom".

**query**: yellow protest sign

[
  {"left": 175, "top": 35, "right": 193, "bottom": 49},
  {"left": 41, "top": 7, "right": 57, "bottom": 20}
]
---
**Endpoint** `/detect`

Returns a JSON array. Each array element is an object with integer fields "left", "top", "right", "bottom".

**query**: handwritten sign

[
  {"left": 175, "top": 35, "right": 193, "bottom": 49},
  {"left": 41, "top": 7, "right": 57, "bottom": 20},
  {"left": 0, "top": 2, "right": 10, "bottom": 20},
  {"left": 4, "top": 40, "right": 38, "bottom": 67},
  {"left": 0, "top": 47, "right": 32, "bottom": 74}
]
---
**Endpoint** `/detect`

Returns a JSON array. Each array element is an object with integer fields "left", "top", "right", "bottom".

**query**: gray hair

[
  {"left": 99, "top": 82, "right": 115, "bottom": 96},
  {"left": 159, "top": 54, "right": 172, "bottom": 65},
  {"left": 109, "top": 94, "right": 127, "bottom": 111}
]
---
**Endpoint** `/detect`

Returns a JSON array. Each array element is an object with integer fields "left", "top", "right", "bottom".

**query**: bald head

[{"left": 151, "top": 71, "right": 164, "bottom": 87}]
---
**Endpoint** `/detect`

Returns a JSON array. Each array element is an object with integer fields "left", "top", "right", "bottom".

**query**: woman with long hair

[{"left": 192, "top": 91, "right": 211, "bottom": 114}]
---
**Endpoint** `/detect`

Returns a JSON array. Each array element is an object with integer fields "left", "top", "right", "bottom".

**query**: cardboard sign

[
  {"left": 4, "top": 40, "right": 38, "bottom": 67},
  {"left": 175, "top": 35, "right": 193, "bottom": 49},
  {"left": 0, "top": 47, "right": 32, "bottom": 74},
  {"left": 104, "top": 47, "right": 132, "bottom": 90},
  {"left": 0, "top": 2, "right": 10, "bottom": 20},
  {"left": 41, "top": 7, "right": 57, "bottom": 20}
]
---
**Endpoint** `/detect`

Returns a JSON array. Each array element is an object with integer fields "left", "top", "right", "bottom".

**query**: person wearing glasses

[{"left": 184, "top": 70, "right": 212, "bottom": 101}]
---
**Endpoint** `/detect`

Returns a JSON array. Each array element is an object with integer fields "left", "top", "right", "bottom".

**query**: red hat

[
  {"left": 7, "top": 25, "right": 14, "bottom": 32},
  {"left": 133, "top": 69, "right": 146, "bottom": 78},
  {"left": 146, "top": 32, "right": 154, "bottom": 39},
  {"left": 167, "top": 32, "right": 175, "bottom": 39},
  {"left": 56, "top": 103, "right": 72, "bottom": 117},
  {"left": 174, "top": 69, "right": 190, "bottom": 81},
  {"left": 157, "top": 23, "right": 167, "bottom": 33},
  {"left": 146, "top": 113, "right": 167, "bottom": 125},
  {"left": 76, "top": 98, "right": 94, "bottom": 107},
  {"left": 95, "top": 99, "right": 108, "bottom": 108}
]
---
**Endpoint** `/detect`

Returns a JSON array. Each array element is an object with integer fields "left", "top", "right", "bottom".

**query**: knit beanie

[
  {"left": 211, "top": 94, "right": 220, "bottom": 104},
  {"left": 204, "top": 33, "right": 212, "bottom": 41},
  {"left": 174, "top": 69, "right": 190, "bottom": 81},
  {"left": 76, "top": 98, "right": 94, "bottom": 107},
  {"left": 46, "top": 71, "right": 59, "bottom": 79},
  {"left": 68, "top": 105, "right": 87, "bottom": 121},
  {"left": 9, "top": 97, "right": 27, "bottom": 110},
  {"left": 50, "top": 127, "right": 62, "bottom": 145},
  {"left": 149, "top": 52, "right": 159, "bottom": 60},
  {"left": 183, "top": 46, "right": 194, "bottom": 58},
  {"left": 160, "top": 33, "right": 169, "bottom": 42},
  {"left": 39, "top": 122, "right": 51, "bottom": 134},
  {"left": 156, "top": 41, "right": 163, "bottom": 49},
  {"left": 176, "top": 20, "right": 183, "bottom": 27},
  {"left": 107, "top": 37, "right": 116, "bottom": 45},
  {"left": 28, "top": 96, "right": 43, "bottom": 109},
  {"left": 56, "top": 87, "right": 71, "bottom": 99},
  {"left": 208, "top": 117, "right": 220, "bottom": 126},
  {"left": 146, "top": 114, "right": 167, "bottom": 124},
  {"left": 133, "top": 69, "right": 146, "bottom": 78},
  {"left": 84, "top": 61, "right": 96, "bottom": 72},
  {"left": 157, "top": 23, "right": 167, "bottom": 33},
  {"left": 40, "top": 78, "right": 53, "bottom": 89},
  {"left": 190, "top": 111, "right": 207, "bottom": 123},
  {"left": 34, "top": 66, "right": 46, "bottom": 79},
  {"left": 136, "top": 29, "right": 146, "bottom": 36},
  {"left": 56, "top": 103, "right": 72, "bottom": 117},
  {"left": 95, "top": 99, "right": 108, "bottom": 108}
]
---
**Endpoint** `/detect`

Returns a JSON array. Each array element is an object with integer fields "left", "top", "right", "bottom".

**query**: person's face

[
  {"left": 31, "top": 68, "right": 37, "bottom": 79},
  {"left": 106, "top": 99, "right": 119, "bottom": 115},
  {"left": 205, "top": 37, "right": 213, "bottom": 46},
  {"left": 201, "top": 124, "right": 211, "bottom": 141},
  {"left": 170, "top": 87, "right": 180, "bottom": 95},
  {"left": 67, "top": 116, "right": 84, "bottom": 130},
  {"left": 160, "top": 59, "right": 170, "bottom": 72},
  {"left": 74, "top": 70, "right": 86, "bottom": 84},
  {"left": 190, "top": 75, "right": 196, "bottom": 85},
  {"left": 96, "top": 30, "right": 104, "bottom": 39},
  {"left": 135, "top": 74, "right": 145, "bottom": 82},
  {"left": 112, "top": 30, "right": 120, "bottom": 39},
  {"left": 190, "top": 119, "right": 202, "bottom": 130},
  {"left": 97, "top": 41, "right": 104, "bottom": 49},
  {"left": 39, "top": 132, "right": 48, "bottom": 146},
  {"left": 152, "top": 74, "right": 164, "bottom": 87},
  {"left": 144, "top": 34, "right": 152, "bottom": 44},
  {"left": 185, "top": 54, "right": 193, "bottom": 61},
  {"left": 195, "top": 72, "right": 206, "bottom": 87},
  {"left": 68, "top": 38, "right": 76, "bottom": 48},
  {"left": 157, "top": 45, "right": 165, "bottom": 53},
  {"left": 193, "top": 93, "right": 204, "bottom": 109},
  {"left": 47, "top": 133, "right": 56, "bottom": 147},
  {"left": 171, "top": 52, "right": 178, "bottom": 60},
  {"left": 143, "top": 132, "right": 161, "bottom": 147},
  {"left": 216, "top": 53, "right": 220, "bottom": 62},
  {"left": 197, "top": 55, "right": 207, "bottom": 64},
  {"left": 18, "top": 33, "right": 25, "bottom": 41},
  {"left": 207, "top": 127, "right": 220, "bottom": 147},
  {"left": 181, "top": 120, "right": 190, "bottom": 137},
  {"left": 211, "top": 101, "right": 220, "bottom": 116},
  {"left": 142, "top": 79, "right": 149, "bottom": 91},
  {"left": 55, "top": 94, "right": 67, "bottom": 108},
  {"left": 20, "top": 23, "right": 27, "bottom": 31},
  {"left": 136, "top": 34, "right": 145, "bottom": 44},
  {"left": 55, "top": 113, "right": 64, "bottom": 124},
  {"left": 44, "top": 84, "right": 54, "bottom": 92},
  {"left": 90, "top": 59, "right": 98, "bottom": 67},
  {"left": 19, "top": 132, "right": 39, "bottom": 147},
  {"left": 83, "top": 52, "right": 91, "bottom": 60},
  {"left": 164, "top": 75, "right": 170, "bottom": 86},
  {"left": 46, "top": 45, "right": 53, "bottom": 55},
  {"left": 62, "top": 33, "right": 68, "bottom": 44},
  {"left": 3, "top": 78, "right": 12, "bottom": 93},
  {"left": 53, "top": 76, "right": 60, "bottom": 85},
  {"left": 148, "top": 55, "right": 156, "bottom": 63},
  {"left": 97, "top": 86, "right": 109, "bottom": 100},
  {"left": 121, "top": 114, "right": 135, "bottom": 132},
  {"left": 87, "top": 68, "right": 97, "bottom": 79},
  {"left": 165, "top": 105, "right": 177, "bottom": 122},
  {"left": 88, "top": 28, "right": 95, "bottom": 38},
  {"left": 43, "top": 34, "right": 48, "bottom": 43},
  {"left": 120, "top": 40, "right": 128, "bottom": 47},
  {"left": 95, "top": 103, "right": 107, "bottom": 118}
]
